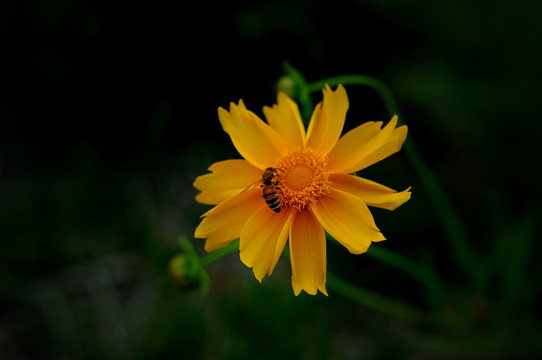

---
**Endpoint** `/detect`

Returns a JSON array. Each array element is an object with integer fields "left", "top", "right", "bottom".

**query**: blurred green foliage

[{"left": 1, "top": 0, "right": 540, "bottom": 359}]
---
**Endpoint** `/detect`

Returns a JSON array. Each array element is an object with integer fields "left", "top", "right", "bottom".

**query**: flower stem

[
  {"left": 326, "top": 233, "right": 446, "bottom": 313},
  {"left": 308, "top": 75, "right": 399, "bottom": 117},
  {"left": 282, "top": 61, "right": 314, "bottom": 123},
  {"left": 402, "top": 136, "right": 481, "bottom": 286},
  {"left": 307, "top": 73, "right": 479, "bottom": 286},
  {"left": 366, "top": 245, "right": 447, "bottom": 312},
  {"left": 200, "top": 239, "right": 239, "bottom": 268},
  {"left": 327, "top": 272, "right": 427, "bottom": 325},
  {"left": 198, "top": 238, "right": 429, "bottom": 323}
]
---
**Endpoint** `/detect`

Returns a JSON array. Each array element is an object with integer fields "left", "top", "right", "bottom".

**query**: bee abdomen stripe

[
  {"left": 265, "top": 197, "right": 280, "bottom": 206},
  {"left": 266, "top": 197, "right": 281, "bottom": 211}
]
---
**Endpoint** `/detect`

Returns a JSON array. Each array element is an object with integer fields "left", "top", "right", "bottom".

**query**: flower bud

[
  {"left": 275, "top": 76, "right": 298, "bottom": 98},
  {"left": 169, "top": 254, "right": 200, "bottom": 289}
]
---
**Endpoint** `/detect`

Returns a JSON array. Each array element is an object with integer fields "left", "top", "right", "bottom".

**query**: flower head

[{"left": 194, "top": 85, "right": 410, "bottom": 295}]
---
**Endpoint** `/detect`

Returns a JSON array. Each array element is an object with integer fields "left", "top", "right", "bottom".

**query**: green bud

[
  {"left": 170, "top": 237, "right": 210, "bottom": 293},
  {"left": 169, "top": 253, "right": 200, "bottom": 289},
  {"left": 275, "top": 76, "right": 298, "bottom": 98}
]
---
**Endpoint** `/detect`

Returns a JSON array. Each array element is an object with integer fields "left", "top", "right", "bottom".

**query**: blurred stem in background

[
  {"left": 177, "top": 235, "right": 431, "bottom": 326},
  {"left": 300, "top": 67, "right": 478, "bottom": 282},
  {"left": 325, "top": 272, "right": 426, "bottom": 325},
  {"left": 291, "top": 64, "right": 480, "bottom": 326},
  {"left": 283, "top": 62, "right": 481, "bottom": 289}
]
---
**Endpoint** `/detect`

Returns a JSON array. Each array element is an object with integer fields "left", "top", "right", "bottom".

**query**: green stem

[
  {"left": 198, "top": 238, "right": 434, "bottom": 326},
  {"left": 326, "top": 233, "right": 446, "bottom": 313},
  {"left": 402, "top": 137, "right": 480, "bottom": 285},
  {"left": 307, "top": 74, "right": 479, "bottom": 285},
  {"left": 308, "top": 75, "right": 400, "bottom": 117},
  {"left": 282, "top": 61, "right": 313, "bottom": 123},
  {"left": 200, "top": 239, "right": 239, "bottom": 268},
  {"left": 198, "top": 237, "right": 423, "bottom": 321},
  {"left": 327, "top": 272, "right": 427, "bottom": 325},
  {"left": 366, "top": 245, "right": 447, "bottom": 312}
]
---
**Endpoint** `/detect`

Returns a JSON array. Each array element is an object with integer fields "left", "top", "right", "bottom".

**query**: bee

[{"left": 242, "top": 167, "right": 286, "bottom": 213}]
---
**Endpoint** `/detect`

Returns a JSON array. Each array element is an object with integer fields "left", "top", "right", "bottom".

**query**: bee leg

[{"left": 276, "top": 186, "right": 287, "bottom": 199}]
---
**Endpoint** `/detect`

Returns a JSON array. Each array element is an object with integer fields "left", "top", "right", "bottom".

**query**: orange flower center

[{"left": 275, "top": 147, "right": 330, "bottom": 211}]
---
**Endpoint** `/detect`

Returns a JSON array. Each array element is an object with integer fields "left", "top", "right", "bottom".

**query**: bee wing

[{"left": 240, "top": 181, "right": 260, "bottom": 193}]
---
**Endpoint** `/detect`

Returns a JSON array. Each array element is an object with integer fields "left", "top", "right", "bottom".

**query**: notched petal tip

[
  {"left": 217, "top": 97, "right": 288, "bottom": 170},
  {"left": 289, "top": 209, "right": 327, "bottom": 296},
  {"left": 306, "top": 84, "right": 349, "bottom": 156},
  {"left": 262, "top": 91, "right": 305, "bottom": 149},
  {"left": 329, "top": 174, "right": 412, "bottom": 211},
  {"left": 322, "top": 83, "right": 345, "bottom": 94},
  {"left": 194, "top": 159, "right": 263, "bottom": 206},
  {"left": 195, "top": 190, "right": 264, "bottom": 253},
  {"left": 320, "top": 285, "right": 329, "bottom": 297},
  {"left": 312, "top": 189, "right": 385, "bottom": 255},
  {"left": 291, "top": 279, "right": 328, "bottom": 296},
  {"left": 327, "top": 112, "right": 409, "bottom": 174},
  {"left": 239, "top": 207, "right": 291, "bottom": 284},
  {"left": 386, "top": 187, "right": 412, "bottom": 211},
  {"left": 292, "top": 282, "right": 302, "bottom": 296}
]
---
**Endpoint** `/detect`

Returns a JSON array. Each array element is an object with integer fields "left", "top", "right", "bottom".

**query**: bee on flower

[
  {"left": 194, "top": 85, "right": 411, "bottom": 296},
  {"left": 242, "top": 167, "right": 286, "bottom": 213}
]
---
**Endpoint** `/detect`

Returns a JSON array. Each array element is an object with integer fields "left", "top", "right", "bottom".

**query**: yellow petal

[
  {"left": 311, "top": 189, "right": 385, "bottom": 255},
  {"left": 262, "top": 92, "right": 305, "bottom": 149},
  {"left": 289, "top": 209, "right": 328, "bottom": 296},
  {"left": 326, "top": 120, "right": 384, "bottom": 172},
  {"left": 195, "top": 189, "right": 241, "bottom": 206},
  {"left": 218, "top": 100, "right": 288, "bottom": 170},
  {"left": 330, "top": 173, "right": 411, "bottom": 210},
  {"left": 194, "top": 159, "right": 263, "bottom": 205},
  {"left": 195, "top": 189, "right": 265, "bottom": 252},
  {"left": 305, "top": 85, "right": 349, "bottom": 156},
  {"left": 239, "top": 207, "right": 292, "bottom": 282},
  {"left": 327, "top": 115, "right": 408, "bottom": 174}
]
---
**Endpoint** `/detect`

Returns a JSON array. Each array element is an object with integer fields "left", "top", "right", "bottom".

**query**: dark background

[{"left": 1, "top": 0, "right": 541, "bottom": 359}]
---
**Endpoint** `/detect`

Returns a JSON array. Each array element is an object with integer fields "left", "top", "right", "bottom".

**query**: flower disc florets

[{"left": 276, "top": 147, "right": 330, "bottom": 211}]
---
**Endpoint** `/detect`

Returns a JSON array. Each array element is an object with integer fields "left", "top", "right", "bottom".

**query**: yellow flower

[{"left": 194, "top": 85, "right": 410, "bottom": 296}]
